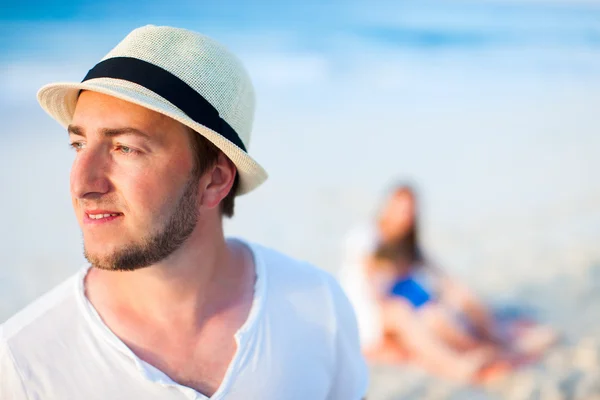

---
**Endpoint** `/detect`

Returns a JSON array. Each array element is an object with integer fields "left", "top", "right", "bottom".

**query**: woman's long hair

[{"left": 376, "top": 184, "right": 424, "bottom": 273}]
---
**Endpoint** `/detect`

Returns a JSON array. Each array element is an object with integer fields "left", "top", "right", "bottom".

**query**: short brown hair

[{"left": 187, "top": 127, "right": 239, "bottom": 218}]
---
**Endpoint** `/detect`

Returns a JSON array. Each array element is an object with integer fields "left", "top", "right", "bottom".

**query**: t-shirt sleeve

[
  {"left": 0, "top": 328, "right": 30, "bottom": 400},
  {"left": 325, "top": 275, "right": 369, "bottom": 400}
]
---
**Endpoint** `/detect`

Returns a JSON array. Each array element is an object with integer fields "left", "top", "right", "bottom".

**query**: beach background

[{"left": 2, "top": 1, "right": 600, "bottom": 398}]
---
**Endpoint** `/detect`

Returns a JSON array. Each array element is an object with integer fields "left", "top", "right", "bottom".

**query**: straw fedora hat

[{"left": 37, "top": 25, "right": 267, "bottom": 195}]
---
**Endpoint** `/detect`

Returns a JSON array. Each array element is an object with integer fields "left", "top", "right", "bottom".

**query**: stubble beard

[{"left": 83, "top": 172, "right": 200, "bottom": 271}]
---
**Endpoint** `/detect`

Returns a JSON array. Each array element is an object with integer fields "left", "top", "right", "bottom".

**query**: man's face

[{"left": 69, "top": 91, "right": 200, "bottom": 270}]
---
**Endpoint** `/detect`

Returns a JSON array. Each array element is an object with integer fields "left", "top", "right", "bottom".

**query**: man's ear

[{"left": 199, "top": 153, "right": 236, "bottom": 210}]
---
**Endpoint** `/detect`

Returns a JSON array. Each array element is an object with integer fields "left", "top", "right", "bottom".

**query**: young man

[{"left": 0, "top": 25, "right": 368, "bottom": 399}]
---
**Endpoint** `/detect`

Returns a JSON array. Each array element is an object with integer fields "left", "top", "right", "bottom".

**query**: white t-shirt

[
  {"left": 338, "top": 226, "right": 383, "bottom": 348},
  {"left": 0, "top": 240, "right": 368, "bottom": 400}
]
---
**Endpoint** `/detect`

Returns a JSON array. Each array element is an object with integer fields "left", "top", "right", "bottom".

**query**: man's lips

[{"left": 83, "top": 209, "right": 123, "bottom": 224}]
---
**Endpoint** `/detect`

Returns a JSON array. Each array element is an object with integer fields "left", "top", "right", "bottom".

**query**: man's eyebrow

[
  {"left": 67, "top": 125, "right": 85, "bottom": 137},
  {"left": 67, "top": 125, "right": 151, "bottom": 139},
  {"left": 100, "top": 127, "right": 151, "bottom": 139}
]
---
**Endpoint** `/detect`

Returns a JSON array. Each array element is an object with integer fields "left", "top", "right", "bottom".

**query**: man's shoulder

[
  {"left": 248, "top": 241, "right": 361, "bottom": 344},
  {"left": 249, "top": 240, "right": 336, "bottom": 287},
  {"left": 1, "top": 270, "right": 82, "bottom": 345},
  {"left": 249, "top": 241, "right": 349, "bottom": 314}
]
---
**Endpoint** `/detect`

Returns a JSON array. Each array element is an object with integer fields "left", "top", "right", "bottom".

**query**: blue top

[{"left": 389, "top": 274, "right": 433, "bottom": 308}]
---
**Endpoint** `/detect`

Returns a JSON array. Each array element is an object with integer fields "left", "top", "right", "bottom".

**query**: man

[{"left": 0, "top": 25, "right": 368, "bottom": 399}]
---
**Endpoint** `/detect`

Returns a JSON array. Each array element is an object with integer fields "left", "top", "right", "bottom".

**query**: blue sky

[{"left": 3, "top": 1, "right": 600, "bottom": 64}]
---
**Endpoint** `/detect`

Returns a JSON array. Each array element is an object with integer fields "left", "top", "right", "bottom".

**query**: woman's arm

[{"left": 378, "top": 297, "right": 494, "bottom": 382}]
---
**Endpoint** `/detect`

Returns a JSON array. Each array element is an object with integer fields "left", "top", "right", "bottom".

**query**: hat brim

[{"left": 37, "top": 77, "right": 268, "bottom": 195}]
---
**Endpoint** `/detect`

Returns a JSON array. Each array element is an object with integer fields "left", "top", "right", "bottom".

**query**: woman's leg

[
  {"left": 438, "top": 278, "right": 507, "bottom": 346},
  {"left": 418, "top": 304, "right": 486, "bottom": 351},
  {"left": 363, "top": 332, "right": 409, "bottom": 364},
  {"left": 380, "top": 298, "right": 498, "bottom": 382}
]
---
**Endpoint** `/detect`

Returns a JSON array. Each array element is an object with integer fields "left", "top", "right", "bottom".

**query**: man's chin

[
  {"left": 83, "top": 241, "right": 158, "bottom": 272},
  {"left": 85, "top": 256, "right": 151, "bottom": 272},
  {"left": 84, "top": 251, "right": 120, "bottom": 271},
  {"left": 84, "top": 245, "right": 126, "bottom": 271}
]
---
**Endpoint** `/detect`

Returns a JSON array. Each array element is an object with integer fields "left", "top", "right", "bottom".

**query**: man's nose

[{"left": 70, "top": 148, "right": 111, "bottom": 199}]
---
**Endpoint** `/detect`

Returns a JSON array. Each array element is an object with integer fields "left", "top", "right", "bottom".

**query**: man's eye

[
  {"left": 117, "top": 145, "right": 135, "bottom": 154},
  {"left": 69, "top": 142, "right": 85, "bottom": 151}
]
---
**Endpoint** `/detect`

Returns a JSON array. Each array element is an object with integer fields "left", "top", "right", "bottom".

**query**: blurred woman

[{"left": 340, "top": 184, "right": 556, "bottom": 383}]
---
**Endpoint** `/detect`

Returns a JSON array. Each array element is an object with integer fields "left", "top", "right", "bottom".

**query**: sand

[{"left": 368, "top": 333, "right": 600, "bottom": 400}]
